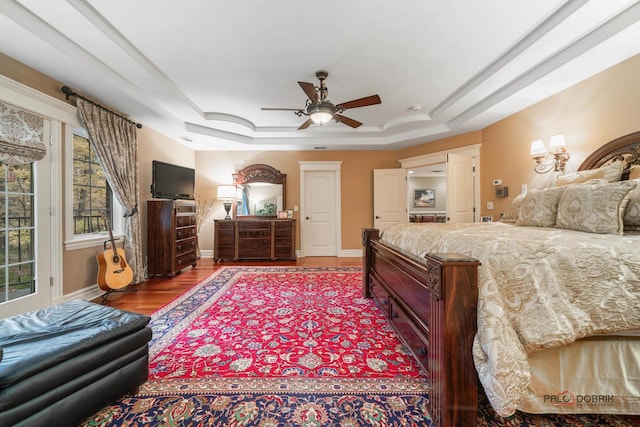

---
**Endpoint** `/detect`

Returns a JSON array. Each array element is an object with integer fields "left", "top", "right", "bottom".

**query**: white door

[
  {"left": 446, "top": 153, "right": 475, "bottom": 223},
  {"left": 302, "top": 170, "right": 338, "bottom": 256},
  {"left": 373, "top": 169, "right": 407, "bottom": 231},
  {"left": 0, "top": 122, "right": 52, "bottom": 318}
]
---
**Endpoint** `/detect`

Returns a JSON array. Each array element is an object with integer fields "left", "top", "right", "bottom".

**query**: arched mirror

[{"left": 233, "top": 164, "right": 286, "bottom": 218}]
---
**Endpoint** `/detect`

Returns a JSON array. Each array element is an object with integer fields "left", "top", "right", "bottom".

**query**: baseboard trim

[
  {"left": 338, "top": 249, "right": 362, "bottom": 258},
  {"left": 59, "top": 284, "right": 103, "bottom": 304}
]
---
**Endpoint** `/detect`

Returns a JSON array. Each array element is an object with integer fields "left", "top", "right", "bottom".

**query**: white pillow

[
  {"left": 556, "top": 180, "right": 637, "bottom": 235},
  {"left": 516, "top": 187, "right": 566, "bottom": 227},
  {"left": 555, "top": 161, "right": 623, "bottom": 186}
]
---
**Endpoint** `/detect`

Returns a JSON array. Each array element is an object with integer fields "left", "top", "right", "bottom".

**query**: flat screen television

[{"left": 151, "top": 160, "right": 195, "bottom": 200}]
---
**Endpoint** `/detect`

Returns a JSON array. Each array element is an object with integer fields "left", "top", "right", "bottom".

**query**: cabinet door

[{"left": 237, "top": 221, "right": 271, "bottom": 259}]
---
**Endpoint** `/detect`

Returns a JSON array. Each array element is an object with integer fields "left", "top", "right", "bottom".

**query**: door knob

[
  {"left": 375, "top": 216, "right": 381, "bottom": 219},
  {"left": 305, "top": 217, "right": 310, "bottom": 220}
]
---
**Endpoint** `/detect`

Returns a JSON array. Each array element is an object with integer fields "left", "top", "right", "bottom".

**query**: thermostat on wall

[{"left": 496, "top": 186, "right": 509, "bottom": 198}]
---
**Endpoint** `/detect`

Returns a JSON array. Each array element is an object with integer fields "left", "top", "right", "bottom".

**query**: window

[
  {"left": 65, "top": 127, "right": 123, "bottom": 250},
  {"left": 0, "top": 163, "right": 35, "bottom": 303},
  {"left": 72, "top": 131, "right": 112, "bottom": 235}
]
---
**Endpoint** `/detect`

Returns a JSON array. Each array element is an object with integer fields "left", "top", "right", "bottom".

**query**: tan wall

[
  {"left": 2, "top": 51, "right": 640, "bottom": 297},
  {"left": 195, "top": 151, "right": 398, "bottom": 251},
  {"left": 480, "top": 53, "right": 640, "bottom": 216}
]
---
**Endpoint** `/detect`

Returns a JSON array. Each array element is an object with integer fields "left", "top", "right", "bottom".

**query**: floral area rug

[
  {"left": 82, "top": 266, "right": 433, "bottom": 426},
  {"left": 81, "top": 266, "right": 640, "bottom": 426}
]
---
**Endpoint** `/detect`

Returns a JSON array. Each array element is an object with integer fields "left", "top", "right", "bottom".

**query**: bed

[{"left": 362, "top": 131, "right": 640, "bottom": 426}]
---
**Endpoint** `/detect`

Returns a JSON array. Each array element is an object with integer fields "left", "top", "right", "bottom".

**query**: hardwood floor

[{"left": 97, "top": 257, "right": 363, "bottom": 315}]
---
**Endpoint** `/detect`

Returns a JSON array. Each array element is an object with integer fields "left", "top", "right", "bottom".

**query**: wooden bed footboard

[{"left": 362, "top": 228, "right": 480, "bottom": 427}]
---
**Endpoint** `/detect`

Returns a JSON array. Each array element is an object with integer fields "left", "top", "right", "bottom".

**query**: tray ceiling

[{"left": 1, "top": 0, "right": 639, "bottom": 150}]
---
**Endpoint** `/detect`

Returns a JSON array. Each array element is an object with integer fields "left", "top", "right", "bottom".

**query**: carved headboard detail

[{"left": 579, "top": 131, "right": 640, "bottom": 179}]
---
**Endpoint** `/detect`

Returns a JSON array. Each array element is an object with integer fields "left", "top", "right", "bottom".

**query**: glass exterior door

[{"left": 0, "top": 121, "right": 52, "bottom": 318}]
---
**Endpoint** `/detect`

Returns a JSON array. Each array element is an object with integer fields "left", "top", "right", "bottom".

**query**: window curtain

[
  {"left": 76, "top": 98, "right": 144, "bottom": 284},
  {"left": 0, "top": 101, "right": 46, "bottom": 166}
]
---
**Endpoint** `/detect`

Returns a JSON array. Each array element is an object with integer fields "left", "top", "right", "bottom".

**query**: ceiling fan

[{"left": 261, "top": 70, "right": 381, "bottom": 130}]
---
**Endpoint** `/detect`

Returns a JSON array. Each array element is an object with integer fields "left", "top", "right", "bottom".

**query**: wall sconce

[
  {"left": 216, "top": 185, "right": 236, "bottom": 220},
  {"left": 530, "top": 135, "right": 570, "bottom": 174}
]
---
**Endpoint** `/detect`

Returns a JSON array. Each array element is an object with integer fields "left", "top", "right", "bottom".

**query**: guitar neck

[{"left": 104, "top": 217, "right": 119, "bottom": 258}]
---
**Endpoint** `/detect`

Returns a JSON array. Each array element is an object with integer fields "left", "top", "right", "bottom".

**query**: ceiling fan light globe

[
  {"left": 310, "top": 110, "right": 334, "bottom": 124},
  {"left": 308, "top": 101, "right": 335, "bottom": 125}
]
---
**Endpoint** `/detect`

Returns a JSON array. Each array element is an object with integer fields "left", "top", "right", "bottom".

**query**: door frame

[
  {"left": 0, "top": 75, "right": 67, "bottom": 315},
  {"left": 298, "top": 161, "right": 342, "bottom": 258},
  {"left": 399, "top": 144, "right": 481, "bottom": 222}
]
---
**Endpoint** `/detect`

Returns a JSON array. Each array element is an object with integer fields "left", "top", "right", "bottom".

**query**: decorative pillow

[
  {"left": 556, "top": 180, "right": 638, "bottom": 235},
  {"left": 500, "top": 193, "right": 525, "bottom": 223},
  {"left": 623, "top": 178, "right": 640, "bottom": 231},
  {"left": 630, "top": 165, "right": 640, "bottom": 180},
  {"left": 555, "top": 161, "right": 623, "bottom": 186},
  {"left": 516, "top": 187, "right": 566, "bottom": 227}
]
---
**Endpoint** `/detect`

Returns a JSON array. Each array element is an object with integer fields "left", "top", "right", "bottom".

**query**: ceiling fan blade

[
  {"left": 338, "top": 95, "right": 381, "bottom": 110},
  {"left": 298, "top": 81, "right": 318, "bottom": 103},
  {"left": 298, "top": 118, "right": 313, "bottom": 130},
  {"left": 335, "top": 114, "right": 362, "bottom": 128},
  {"left": 261, "top": 107, "right": 302, "bottom": 111}
]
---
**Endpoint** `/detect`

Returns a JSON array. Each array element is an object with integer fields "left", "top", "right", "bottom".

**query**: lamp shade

[
  {"left": 530, "top": 140, "right": 546, "bottom": 156},
  {"left": 549, "top": 134, "right": 566, "bottom": 150},
  {"left": 216, "top": 185, "right": 236, "bottom": 200}
]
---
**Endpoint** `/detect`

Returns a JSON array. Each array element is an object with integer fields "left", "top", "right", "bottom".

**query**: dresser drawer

[
  {"left": 238, "top": 221, "right": 271, "bottom": 231},
  {"left": 176, "top": 226, "right": 196, "bottom": 240},
  {"left": 176, "top": 238, "right": 197, "bottom": 256},
  {"left": 237, "top": 239, "right": 271, "bottom": 258},
  {"left": 176, "top": 251, "right": 196, "bottom": 268},
  {"left": 217, "top": 221, "right": 235, "bottom": 231},
  {"left": 176, "top": 214, "right": 196, "bottom": 227}
]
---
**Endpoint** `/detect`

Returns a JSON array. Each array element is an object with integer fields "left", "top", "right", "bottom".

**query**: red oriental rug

[
  {"left": 81, "top": 267, "right": 640, "bottom": 426},
  {"left": 82, "top": 267, "right": 433, "bottom": 426}
]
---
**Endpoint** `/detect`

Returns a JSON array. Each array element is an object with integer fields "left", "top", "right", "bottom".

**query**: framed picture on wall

[{"left": 413, "top": 189, "right": 435, "bottom": 208}]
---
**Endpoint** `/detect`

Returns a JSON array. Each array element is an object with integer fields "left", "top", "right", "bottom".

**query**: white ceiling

[{"left": 1, "top": 0, "right": 639, "bottom": 151}]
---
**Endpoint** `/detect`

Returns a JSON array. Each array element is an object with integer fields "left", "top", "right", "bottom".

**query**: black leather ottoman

[{"left": 0, "top": 300, "right": 152, "bottom": 427}]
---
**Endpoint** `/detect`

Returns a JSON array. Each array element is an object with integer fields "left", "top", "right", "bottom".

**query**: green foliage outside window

[
  {"left": 0, "top": 163, "right": 35, "bottom": 303},
  {"left": 72, "top": 134, "right": 112, "bottom": 234}
]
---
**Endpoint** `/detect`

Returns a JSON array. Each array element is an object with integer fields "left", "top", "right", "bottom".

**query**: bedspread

[{"left": 380, "top": 222, "right": 640, "bottom": 416}]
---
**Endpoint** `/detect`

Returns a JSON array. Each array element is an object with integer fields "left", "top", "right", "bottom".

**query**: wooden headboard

[{"left": 579, "top": 131, "right": 640, "bottom": 179}]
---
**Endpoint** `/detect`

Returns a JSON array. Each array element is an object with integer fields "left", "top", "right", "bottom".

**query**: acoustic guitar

[{"left": 96, "top": 217, "right": 134, "bottom": 291}]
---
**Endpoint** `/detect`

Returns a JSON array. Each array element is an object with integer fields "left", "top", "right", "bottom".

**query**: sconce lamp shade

[
  {"left": 530, "top": 140, "right": 547, "bottom": 157},
  {"left": 549, "top": 134, "right": 566, "bottom": 151},
  {"left": 530, "top": 135, "right": 570, "bottom": 174},
  {"left": 216, "top": 185, "right": 236, "bottom": 200}
]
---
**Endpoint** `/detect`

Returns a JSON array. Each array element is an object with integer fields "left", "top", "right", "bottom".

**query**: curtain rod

[{"left": 61, "top": 85, "right": 143, "bottom": 129}]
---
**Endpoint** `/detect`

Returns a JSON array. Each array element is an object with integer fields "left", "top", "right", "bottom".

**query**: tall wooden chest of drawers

[{"left": 147, "top": 200, "right": 198, "bottom": 277}]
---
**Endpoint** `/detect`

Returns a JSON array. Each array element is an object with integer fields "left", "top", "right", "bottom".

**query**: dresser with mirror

[{"left": 214, "top": 164, "right": 296, "bottom": 261}]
